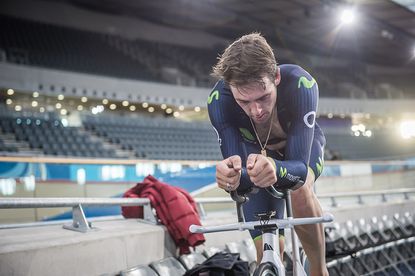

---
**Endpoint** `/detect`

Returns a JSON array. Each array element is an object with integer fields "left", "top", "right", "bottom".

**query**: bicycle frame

[{"left": 189, "top": 190, "right": 334, "bottom": 276}]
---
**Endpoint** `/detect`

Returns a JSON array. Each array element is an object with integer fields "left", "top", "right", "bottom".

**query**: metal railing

[
  {"left": 194, "top": 188, "right": 415, "bottom": 218},
  {"left": 0, "top": 197, "right": 156, "bottom": 232}
]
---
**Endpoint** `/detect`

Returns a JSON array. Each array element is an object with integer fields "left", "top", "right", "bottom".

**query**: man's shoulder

[
  {"left": 280, "top": 64, "right": 316, "bottom": 91},
  {"left": 207, "top": 80, "right": 234, "bottom": 106}
]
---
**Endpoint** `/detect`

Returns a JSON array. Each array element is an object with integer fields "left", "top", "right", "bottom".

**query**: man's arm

[
  {"left": 207, "top": 87, "right": 255, "bottom": 191},
  {"left": 270, "top": 73, "right": 318, "bottom": 190}
]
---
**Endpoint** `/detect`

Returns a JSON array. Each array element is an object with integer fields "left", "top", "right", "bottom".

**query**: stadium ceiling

[{"left": 63, "top": 0, "right": 415, "bottom": 68}]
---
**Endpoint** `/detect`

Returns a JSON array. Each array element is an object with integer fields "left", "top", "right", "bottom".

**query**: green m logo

[
  {"left": 298, "top": 76, "right": 316, "bottom": 89},
  {"left": 316, "top": 157, "right": 324, "bottom": 176},
  {"left": 279, "top": 167, "right": 287, "bottom": 178},
  {"left": 239, "top": 128, "right": 255, "bottom": 142},
  {"left": 207, "top": 90, "right": 219, "bottom": 104}
]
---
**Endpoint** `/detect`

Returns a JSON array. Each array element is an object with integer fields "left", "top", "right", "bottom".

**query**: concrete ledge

[{"left": 0, "top": 219, "right": 168, "bottom": 276}]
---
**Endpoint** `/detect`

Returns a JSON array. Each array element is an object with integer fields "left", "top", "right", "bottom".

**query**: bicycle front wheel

[{"left": 253, "top": 262, "right": 279, "bottom": 276}]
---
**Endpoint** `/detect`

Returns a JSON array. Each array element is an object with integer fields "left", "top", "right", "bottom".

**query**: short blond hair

[{"left": 212, "top": 32, "right": 278, "bottom": 87}]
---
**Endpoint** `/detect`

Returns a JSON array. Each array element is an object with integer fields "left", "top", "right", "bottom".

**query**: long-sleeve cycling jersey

[{"left": 207, "top": 64, "right": 325, "bottom": 191}]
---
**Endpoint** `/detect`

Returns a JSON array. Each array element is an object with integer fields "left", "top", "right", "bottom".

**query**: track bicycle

[{"left": 190, "top": 187, "right": 334, "bottom": 276}]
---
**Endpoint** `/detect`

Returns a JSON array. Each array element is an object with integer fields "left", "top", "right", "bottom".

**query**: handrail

[
  {"left": 0, "top": 197, "right": 156, "bottom": 232},
  {"left": 194, "top": 188, "right": 415, "bottom": 218},
  {"left": 0, "top": 197, "right": 150, "bottom": 208}
]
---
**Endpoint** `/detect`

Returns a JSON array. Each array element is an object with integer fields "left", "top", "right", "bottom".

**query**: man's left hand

[{"left": 246, "top": 154, "right": 278, "bottom": 188}]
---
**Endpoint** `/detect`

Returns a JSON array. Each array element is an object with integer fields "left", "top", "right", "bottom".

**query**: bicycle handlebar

[{"left": 189, "top": 213, "right": 334, "bottom": 234}]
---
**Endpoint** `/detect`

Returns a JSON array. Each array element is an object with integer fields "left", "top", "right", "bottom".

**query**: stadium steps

[
  {"left": 0, "top": 131, "right": 44, "bottom": 156},
  {"left": 78, "top": 128, "right": 133, "bottom": 159}
]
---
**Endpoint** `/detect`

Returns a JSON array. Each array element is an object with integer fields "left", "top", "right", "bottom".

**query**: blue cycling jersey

[{"left": 208, "top": 64, "right": 326, "bottom": 191}]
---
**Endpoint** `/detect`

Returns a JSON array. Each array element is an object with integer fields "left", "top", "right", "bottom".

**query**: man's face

[{"left": 230, "top": 74, "right": 280, "bottom": 125}]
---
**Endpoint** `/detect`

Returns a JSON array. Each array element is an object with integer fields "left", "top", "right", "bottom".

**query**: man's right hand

[{"left": 216, "top": 155, "right": 242, "bottom": 191}]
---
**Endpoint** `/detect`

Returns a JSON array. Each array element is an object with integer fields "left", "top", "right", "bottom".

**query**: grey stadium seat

[
  {"left": 120, "top": 265, "right": 158, "bottom": 276},
  {"left": 150, "top": 257, "right": 186, "bottom": 276}
]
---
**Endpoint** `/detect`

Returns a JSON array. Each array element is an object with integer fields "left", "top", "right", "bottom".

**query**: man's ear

[{"left": 274, "top": 67, "right": 281, "bottom": 86}]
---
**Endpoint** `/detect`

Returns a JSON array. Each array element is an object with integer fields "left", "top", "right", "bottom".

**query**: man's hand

[
  {"left": 247, "top": 154, "right": 277, "bottom": 188},
  {"left": 216, "top": 155, "right": 242, "bottom": 191}
]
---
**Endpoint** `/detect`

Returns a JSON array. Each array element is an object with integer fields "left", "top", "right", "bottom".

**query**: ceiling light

[
  {"left": 142, "top": 102, "right": 149, "bottom": 108},
  {"left": 31, "top": 101, "right": 38, "bottom": 107},
  {"left": 58, "top": 94, "right": 64, "bottom": 100},
  {"left": 6, "top": 99, "right": 12, "bottom": 105},
  {"left": 161, "top": 104, "right": 167, "bottom": 109},
  {"left": 194, "top": 106, "right": 201, "bottom": 112},
  {"left": 109, "top": 104, "right": 117, "bottom": 110},
  {"left": 60, "top": 109, "right": 68, "bottom": 115},
  {"left": 173, "top": 111, "right": 180, "bottom": 117},
  {"left": 122, "top": 100, "right": 129, "bottom": 107},
  {"left": 33, "top": 91, "right": 39, "bottom": 98},
  {"left": 148, "top": 107, "right": 155, "bottom": 113},
  {"left": 102, "top": 99, "right": 108, "bottom": 105},
  {"left": 39, "top": 107, "right": 45, "bottom": 113},
  {"left": 55, "top": 103, "right": 62, "bottom": 109},
  {"left": 179, "top": 105, "right": 185, "bottom": 111},
  {"left": 7, "top": 89, "right": 14, "bottom": 95},
  {"left": 15, "top": 105, "right": 22, "bottom": 111},
  {"left": 340, "top": 8, "right": 356, "bottom": 25},
  {"left": 77, "top": 105, "right": 84, "bottom": 111},
  {"left": 166, "top": 108, "right": 173, "bottom": 114},
  {"left": 81, "top": 97, "right": 88, "bottom": 103},
  {"left": 129, "top": 105, "right": 136, "bottom": 111}
]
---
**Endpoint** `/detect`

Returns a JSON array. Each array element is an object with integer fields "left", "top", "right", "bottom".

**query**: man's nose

[{"left": 250, "top": 102, "right": 262, "bottom": 116}]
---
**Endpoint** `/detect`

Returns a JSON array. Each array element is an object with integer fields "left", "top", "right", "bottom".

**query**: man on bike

[{"left": 208, "top": 33, "right": 328, "bottom": 276}]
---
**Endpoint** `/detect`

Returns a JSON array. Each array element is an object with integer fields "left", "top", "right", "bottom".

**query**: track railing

[{"left": 0, "top": 197, "right": 156, "bottom": 232}]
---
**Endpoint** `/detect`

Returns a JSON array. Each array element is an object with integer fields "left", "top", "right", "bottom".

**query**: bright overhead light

[
  {"left": 165, "top": 108, "right": 173, "bottom": 114},
  {"left": 102, "top": 99, "right": 108, "bottom": 105},
  {"left": 400, "top": 120, "right": 415, "bottom": 139},
  {"left": 129, "top": 105, "right": 136, "bottom": 111},
  {"left": 179, "top": 105, "right": 185, "bottom": 111},
  {"left": 161, "top": 104, "right": 167, "bottom": 109},
  {"left": 39, "top": 107, "right": 45, "bottom": 113},
  {"left": 58, "top": 94, "right": 64, "bottom": 100},
  {"left": 173, "top": 111, "right": 180, "bottom": 117},
  {"left": 15, "top": 105, "right": 22, "bottom": 111},
  {"left": 340, "top": 8, "right": 356, "bottom": 25},
  {"left": 77, "top": 105, "right": 84, "bottom": 111},
  {"left": 142, "top": 102, "right": 149, "bottom": 108},
  {"left": 109, "top": 104, "right": 117, "bottom": 110},
  {"left": 81, "top": 97, "right": 88, "bottom": 103},
  {"left": 148, "top": 107, "right": 155, "bottom": 113},
  {"left": 6, "top": 99, "right": 12, "bottom": 105},
  {"left": 194, "top": 106, "right": 201, "bottom": 112},
  {"left": 31, "top": 101, "right": 38, "bottom": 107},
  {"left": 122, "top": 100, "right": 129, "bottom": 107},
  {"left": 55, "top": 103, "right": 62, "bottom": 109},
  {"left": 60, "top": 109, "right": 68, "bottom": 115},
  {"left": 7, "top": 89, "right": 14, "bottom": 95},
  {"left": 33, "top": 91, "right": 39, "bottom": 98}
]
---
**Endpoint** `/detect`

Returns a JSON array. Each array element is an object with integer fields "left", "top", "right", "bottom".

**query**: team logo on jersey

[
  {"left": 279, "top": 167, "right": 287, "bottom": 178},
  {"left": 239, "top": 128, "right": 255, "bottom": 142},
  {"left": 303, "top": 111, "right": 316, "bottom": 128},
  {"left": 298, "top": 76, "right": 316, "bottom": 89},
  {"left": 207, "top": 90, "right": 219, "bottom": 104},
  {"left": 316, "top": 157, "right": 324, "bottom": 176},
  {"left": 212, "top": 126, "right": 222, "bottom": 146}
]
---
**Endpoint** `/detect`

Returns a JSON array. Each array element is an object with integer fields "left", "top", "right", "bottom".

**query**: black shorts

[{"left": 241, "top": 128, "right": 326, "bottom": 239}]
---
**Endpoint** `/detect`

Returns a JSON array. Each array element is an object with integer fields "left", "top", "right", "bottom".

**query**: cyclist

[{"left": 208, "top": 33, "right": 328, "bottom": 276}]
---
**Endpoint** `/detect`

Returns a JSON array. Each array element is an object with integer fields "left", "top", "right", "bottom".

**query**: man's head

[{"left": 212, "top": 33, "right": 280, "bottom": 125}]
